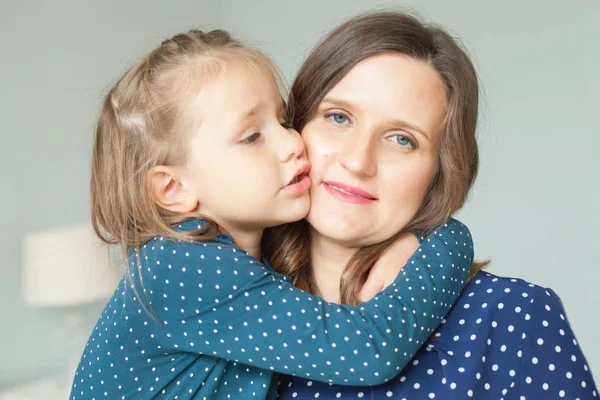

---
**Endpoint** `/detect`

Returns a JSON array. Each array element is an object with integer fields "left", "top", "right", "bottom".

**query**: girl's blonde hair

[{"left": 91, "top": 29, "right": 283, "bottom": 271}]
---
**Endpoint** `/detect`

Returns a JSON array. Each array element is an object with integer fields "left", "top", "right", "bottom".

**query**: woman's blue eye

[
  {"left": 389, "top": 134, "right": 414, "bottom": 148},
  {"left": 327, "top": 113, "right": 349, "bottom": 125}
]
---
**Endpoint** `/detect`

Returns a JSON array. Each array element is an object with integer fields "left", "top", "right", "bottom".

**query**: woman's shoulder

[
  {"left": 465, "top": 270, "right": 549, "bottom": 293},
  {"left": 461, "top": 270, "right": 562, "bottom": 309},
  {"left": 436, "top": 271, "right": 572, "bottom": 342},
  {"left": 431, "top": 273, "right": 598, "bottom": 398}
]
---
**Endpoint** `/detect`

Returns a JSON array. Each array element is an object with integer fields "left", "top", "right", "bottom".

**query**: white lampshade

[{"left": 23, "top": 224, "right": 122, "bottom": 307}]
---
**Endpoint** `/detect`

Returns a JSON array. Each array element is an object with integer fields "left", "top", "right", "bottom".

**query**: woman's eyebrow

[{"left": 319, "top": 97, "right": 354, "bottom": 110}]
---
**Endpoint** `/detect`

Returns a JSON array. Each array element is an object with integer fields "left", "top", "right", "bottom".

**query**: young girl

[{"left": 70, "top": 29, "right": 475, "bottom": 400}]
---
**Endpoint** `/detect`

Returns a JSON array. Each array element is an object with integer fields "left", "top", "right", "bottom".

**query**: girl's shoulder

[
  {"left": 138, "top": 218, "right": 236, "bottom": 255},
  {"left": 127, "top": 218, "right": 248, "bottom": 285}
]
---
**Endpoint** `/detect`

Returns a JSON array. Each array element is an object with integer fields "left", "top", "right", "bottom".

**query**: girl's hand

[{"left": 359, "top": 233, "right": 420, "bottom": 302}]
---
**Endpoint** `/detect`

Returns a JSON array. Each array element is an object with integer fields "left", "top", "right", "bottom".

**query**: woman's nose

[{"left": 337, "top": 130, "right": 377, "bottom": 177}]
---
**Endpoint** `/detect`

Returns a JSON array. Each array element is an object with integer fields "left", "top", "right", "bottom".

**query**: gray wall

[
  {"left": 1, "top": 0, "right": 598, "bottom": 389},
  {"left": 218, "top": 0, "right": 600, "bottom": 378},
  {"left": 0, "top": 0, "right": 219, "bottom": 387}
]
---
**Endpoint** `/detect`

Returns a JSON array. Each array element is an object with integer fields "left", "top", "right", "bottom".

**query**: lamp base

[
  {"left": 64, "top": 309, "right": 87, "bottom": 391},
  {"left": 0, "top": 374, "right": 69, "bottom": 400}
]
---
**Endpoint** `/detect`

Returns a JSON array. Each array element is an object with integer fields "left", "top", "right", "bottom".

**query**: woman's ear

[{"left": 146, "top": 166, "right": 199, "bottom": 213}]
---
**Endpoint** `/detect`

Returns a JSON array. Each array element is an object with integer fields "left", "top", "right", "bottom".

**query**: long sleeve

[
  {"left": 510, "top": 288, "right": 598, "bottom": 399},
  {"left": 276, "top": 273, "right": 599, "bottom": 399},
  {"left": 132, "top": 218, "right": 472, "bottom": 386}
]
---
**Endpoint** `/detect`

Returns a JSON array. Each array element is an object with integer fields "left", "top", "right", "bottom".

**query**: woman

[{"left": 266, "top": 12, "right": 598, "bottom": 399}]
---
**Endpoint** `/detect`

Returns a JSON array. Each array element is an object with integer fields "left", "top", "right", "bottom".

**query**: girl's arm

[{"left": 137, "top": 218, "right": 473, "bottom": 386}]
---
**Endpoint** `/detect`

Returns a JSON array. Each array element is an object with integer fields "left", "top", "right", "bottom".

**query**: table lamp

[{"left": 22, "top": 224, "right": 122, "bottom": 389}]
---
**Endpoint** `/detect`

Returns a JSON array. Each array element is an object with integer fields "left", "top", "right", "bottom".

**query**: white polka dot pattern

[
  {"left": 69, "top": 218, "right": 473, "bottom": 399},
  {"left": 277, "top": 272, "right": 599, "bottom": 399}
]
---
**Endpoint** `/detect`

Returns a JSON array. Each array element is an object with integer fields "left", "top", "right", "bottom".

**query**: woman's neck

[{"left": 309, "top": 226, "right": 358, "bottom": 303}]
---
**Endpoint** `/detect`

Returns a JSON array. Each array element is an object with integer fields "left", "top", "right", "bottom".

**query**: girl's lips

[
  {"left": 283, "top": 174, "right": 311, "bottom": 194},
  {"left": 284, "top": 164, "right": 311, "bottom": 187}
]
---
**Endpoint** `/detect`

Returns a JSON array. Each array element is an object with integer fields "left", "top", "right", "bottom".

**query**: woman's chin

[{"left": 306, "top": 213, "right": 365, "bottom": 246}]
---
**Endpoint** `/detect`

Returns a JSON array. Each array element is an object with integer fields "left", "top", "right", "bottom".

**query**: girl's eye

[
  {"left": 326, "top": 112, "right": 350, "bottom": 125},
  {"left": 389, "top": 134, "right": 416, "bottom": 149},
  {"left": 241, "top": 132, "right": 261, "bottom": 144}
]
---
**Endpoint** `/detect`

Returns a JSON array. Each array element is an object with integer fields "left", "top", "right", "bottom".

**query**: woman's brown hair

[{"left": 263, "top": 12, "right": 487, "bottom": 305}]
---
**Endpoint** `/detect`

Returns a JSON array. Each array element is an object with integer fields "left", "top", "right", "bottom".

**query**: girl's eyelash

[
  {"left": 240, "top": 113, "right": 289, "bottom": 145},
  {"left": 240, "top": 132, "right": 261, "bottom": 144}
]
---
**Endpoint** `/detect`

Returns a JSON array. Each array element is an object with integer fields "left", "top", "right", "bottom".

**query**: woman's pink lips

[{"left": 323, "top": 181, "right": 377, "bottom": 204}]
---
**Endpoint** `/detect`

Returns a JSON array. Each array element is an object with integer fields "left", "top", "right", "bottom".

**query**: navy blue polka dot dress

[
  {"left": 277, "top": 272, "right": 598, "bottom": 399},
  {"left": 70, "top": 219, "right": 473, "bottom": 399}
]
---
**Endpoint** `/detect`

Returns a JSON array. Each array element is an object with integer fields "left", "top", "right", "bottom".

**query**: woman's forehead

[{"left": 321, "top": 54, "right": 447, "bottom": 138}]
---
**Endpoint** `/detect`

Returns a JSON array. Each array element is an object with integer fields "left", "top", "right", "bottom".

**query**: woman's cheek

[{"left": 303, "top": 124, "right": 338, "bottom": 167}]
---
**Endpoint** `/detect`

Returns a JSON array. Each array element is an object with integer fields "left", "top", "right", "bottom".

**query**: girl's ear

[{"left": 146, "top": 166, "right": 199, "bottom": 213}]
